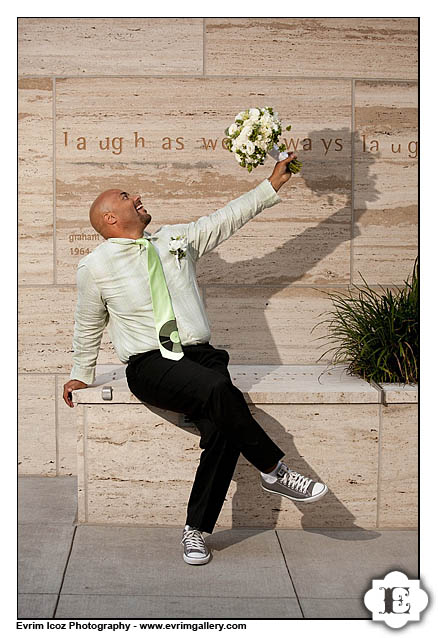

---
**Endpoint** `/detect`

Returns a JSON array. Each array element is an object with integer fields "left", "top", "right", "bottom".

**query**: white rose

[
  {"left": 236, "top": 132, "right": 248, "bottom": 147},
  {"left": 248, "top": 107, "right": 260, "bottom": 119},
  {"left": 246, "top": 140, "right": 255, "bottom": 154},
  {"left": 228, "top": 122, "right": 238, "bottom": 135},
  {"left": 235, "top": 110, "right": 248, "bottom": 122},
  {"left": 169, "top": 236, "right": 187, "bottom": 252}
]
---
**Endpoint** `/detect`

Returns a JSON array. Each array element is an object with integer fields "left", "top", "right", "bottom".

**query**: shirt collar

[{"left": 107, "top": 230, "right": 157, "bottom": 245}]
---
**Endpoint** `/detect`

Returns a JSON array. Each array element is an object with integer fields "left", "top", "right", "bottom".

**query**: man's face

[{"left": 107, "top": 190, "right": 152, "bottom": 231}]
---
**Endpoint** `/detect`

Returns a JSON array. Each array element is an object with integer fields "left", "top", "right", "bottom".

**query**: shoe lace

[
  {"left": 279, "top": 467, "right": 312, "bottom": 494},
  {"left": 181, "top": 529, "right": 205, "bottom": 552}
]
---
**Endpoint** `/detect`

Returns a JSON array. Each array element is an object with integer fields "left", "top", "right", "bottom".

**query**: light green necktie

[{"left": 109, "top": 237, "right": 184, "bottom": 360}]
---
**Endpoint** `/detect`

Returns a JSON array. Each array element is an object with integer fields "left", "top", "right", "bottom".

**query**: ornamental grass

[{"left": 311, "top": 257, "right": 418, "bottom": 385}]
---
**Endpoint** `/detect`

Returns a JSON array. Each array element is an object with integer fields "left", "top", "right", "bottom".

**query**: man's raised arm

[
  {"left": 186, "top": 153, "right": 296, "bottom": 261},
  {"left": 63, "top": 262, "right": 109, "bottom": 407}
]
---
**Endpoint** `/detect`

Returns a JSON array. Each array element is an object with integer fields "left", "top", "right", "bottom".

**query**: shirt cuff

[
  {"left": 69, "top": 366, "right": 95, "bottom": 385},
  {"left": 257, "top": 178, "right": 282, "bottom": 205}
]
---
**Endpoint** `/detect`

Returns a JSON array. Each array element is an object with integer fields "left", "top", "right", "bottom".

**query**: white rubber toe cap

[{"left": 312, "top": 481, "right": 328, "bottom": 497}]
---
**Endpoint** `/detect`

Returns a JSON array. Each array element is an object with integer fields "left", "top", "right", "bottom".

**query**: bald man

[
  {"left": 63, "top": 154, "right": 328, "bottom": 566},
  {"left": 88, "top": 188, "right": 152, "bottom": 239}
]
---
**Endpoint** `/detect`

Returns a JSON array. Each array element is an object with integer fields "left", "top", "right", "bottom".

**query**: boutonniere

[{"left": 168, "top": 234, "right": 188, "bottom": 270}]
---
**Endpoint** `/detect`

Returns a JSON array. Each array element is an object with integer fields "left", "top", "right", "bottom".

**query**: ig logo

[{"left": 364, "top": 571, "right": 428, "bottom": 629}]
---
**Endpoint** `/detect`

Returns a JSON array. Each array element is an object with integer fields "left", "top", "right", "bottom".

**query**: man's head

[{"left": 89, "top": 189, "right": 151, "bottom": 239}]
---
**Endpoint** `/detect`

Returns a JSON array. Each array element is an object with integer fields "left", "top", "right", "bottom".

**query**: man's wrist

[{"left": 268, "top": 176, "right": 282, "bottom": 192}]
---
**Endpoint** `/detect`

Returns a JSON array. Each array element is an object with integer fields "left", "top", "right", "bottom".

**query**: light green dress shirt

[{"left": 69, "top": 178, "right": 282, "bottom": 384}]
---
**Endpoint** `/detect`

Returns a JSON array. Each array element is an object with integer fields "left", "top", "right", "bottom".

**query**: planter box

[
  {"left": 378, "top": 382, "right": 418, "bottom": 528},
  {"left": 72, "top": 365, "right": 417, "bottom": 529}
]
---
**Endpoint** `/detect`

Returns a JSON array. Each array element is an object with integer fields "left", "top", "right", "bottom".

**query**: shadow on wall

[
  {"left": 198, "top": 127, "right": 380, "bottom": 359},
  {"left": 143, "top": 133, "right": 381, "bottom": 542}
]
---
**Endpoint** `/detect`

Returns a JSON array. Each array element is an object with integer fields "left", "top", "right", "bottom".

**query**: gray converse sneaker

[
  {"left": 181, "top": 525, "right": 211, "bottom": 565},
  {"left": 261, "top": 462, "right": 328, "bottom": 503}
]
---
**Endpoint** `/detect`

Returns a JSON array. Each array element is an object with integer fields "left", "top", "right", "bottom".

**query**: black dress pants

[{"left": 125, "top": 342, "right": 285, "bottom": 534}]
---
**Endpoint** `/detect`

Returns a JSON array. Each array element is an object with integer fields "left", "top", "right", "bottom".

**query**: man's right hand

[
  {"left": 268, "top": 152, "right": 298, "bottom": 192},
  {"left": 63, "top": 379, "right": 88, "bottom": 408}
]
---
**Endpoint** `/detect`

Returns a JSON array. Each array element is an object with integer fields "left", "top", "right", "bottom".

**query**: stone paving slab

[
  {"left": 277, "top": 529, "right": 418, "bottom": 599},
  {"left": 55, "top": 594, "right": 302, "bottom": 619},
  {"left": 300, "top": 598, "right": 369, "bottom": 619},
  {"left": 17, "top": 594, "right": 58, "bottom": 619},
  {"left": 61, "top": 527, "right": 295, "bottom": 599},
  {"left": 18, "top": 523, "right": 75, "bottom": 594},
  {"left": 17, "top": 478, "right": 419, "bottom": 620},
  {"left": 18, "top": 476, "right": 78, "bottom": 524}
]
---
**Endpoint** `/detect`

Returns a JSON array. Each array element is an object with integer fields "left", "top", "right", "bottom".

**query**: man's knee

[
  {"left": 202, "top": 376, "right": 234, "bottom": 409},
  {"left": 209, "top": 376, "right": 233, "bottom": 396}
]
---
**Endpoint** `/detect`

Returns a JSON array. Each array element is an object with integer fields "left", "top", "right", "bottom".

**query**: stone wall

[{"left": 18, "top": 18, "right": 418, "bottom": 476}]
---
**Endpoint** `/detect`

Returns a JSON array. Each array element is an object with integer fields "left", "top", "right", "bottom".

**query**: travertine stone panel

[
  {"left": 218, "top": 403, "right": 379, "bottom": 528},
  {"left": 18, "top": 286, "right": 118, "bottom": 374},
  {"left": 77, "top": 406, "right": 86, "bottom": 522},
  {"left": 55, "top": 77, "right": 351, "bottom": 283},
  {"left": 80, "top": 402, "right": 379, "bottom": 527},
  {"left": 379, "top": 404, "right": 418, "bottom": 527},
  {"left": 18, "top": 18, "right": 203, "bottom": 76},
  {"left": 18, "top": 375, "right": 56, "bottom": 475},
  {"left": 18, "top": 78, "right": 53, "bottom": 284},
  {"left": 205, "top": 285, "right": 351, "bottom": 364},
  {"left": 205, "top": 18, "right": 418, "bottom": 79},
  {"left": 57, "top": 374, "right": 79, "bottom": 475},
  {"left": 194, "top": 176, "right": 351, "bottom": 286},
  {"left": 354, "top": 81, "right": 418, "bottom": 284},
  {"left": 80, "top": 404, "right": 199, "bottom": 523}
]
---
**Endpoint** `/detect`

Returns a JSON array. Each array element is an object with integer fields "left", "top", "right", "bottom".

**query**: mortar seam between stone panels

[
  {"left": 199, "top": 283, "right": 405, "bottom": 290},
  {"left": 18, "top": 75, "right": 418, "bottom": 82},
  {"left": 17, "top": 283, "right": 407, "bottom": 289},
  {"left": 52, "top": 77, "right": 57, "bottom": 285},
  {"left": 48, "top": 592, "right": 311, "bottom": 599},
  {"left": 19, "top": 368, "right": 377, "bottom": 374},
  {"left": 350, "top": 78, "right": 355, "bottom": 286},
  {"left": 54, "top": 375, "right": 59, "bottom": 475},
  {"left": 275, "top": 530, "right": 304, "bottom": 617},
  {"left": 52, "top": 525, "right": 78, "bottom": 618},
  {"left": 203, "top": 18, "right": 206, "bottom": 76},
  {"left": 83, "top": 405, "right": 89, "bottom": 523},
  {"left": 376, "top": 402, "right": 383, "bottom": 528}
]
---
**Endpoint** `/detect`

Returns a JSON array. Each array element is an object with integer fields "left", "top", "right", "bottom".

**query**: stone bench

[{"left": 72, "top": 364, "right": 417, "bottom": 529}]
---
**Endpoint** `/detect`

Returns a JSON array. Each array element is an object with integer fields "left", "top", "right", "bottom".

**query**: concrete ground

[{"left": 18, "top": 476, "right": 418, "bottom": 620}]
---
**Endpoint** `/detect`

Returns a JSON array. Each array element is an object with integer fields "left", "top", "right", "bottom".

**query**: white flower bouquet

[{"left": 224, "top": 106, "right": 302, "bottom": 174}]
